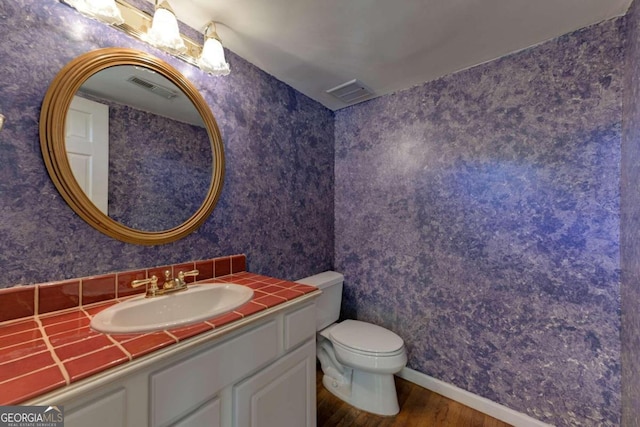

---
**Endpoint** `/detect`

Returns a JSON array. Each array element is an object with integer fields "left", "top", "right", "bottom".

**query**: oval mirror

[{"left": 40, "top": 48, "right": 225, "bottom": 245}]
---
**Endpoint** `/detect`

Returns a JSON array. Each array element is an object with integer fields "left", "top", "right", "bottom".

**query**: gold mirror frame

[{"left": 40, "top": 48, "right": 225, "bottom": 245}]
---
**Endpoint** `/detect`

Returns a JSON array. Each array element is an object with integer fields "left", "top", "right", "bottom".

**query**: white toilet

[{"left": 296, "top": 271, "right": 407, "bottom": 416}]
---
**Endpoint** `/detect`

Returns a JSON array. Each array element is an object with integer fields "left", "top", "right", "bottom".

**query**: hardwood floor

[{"left": 316, "top": 367, "right": 513, "bottom": 427}]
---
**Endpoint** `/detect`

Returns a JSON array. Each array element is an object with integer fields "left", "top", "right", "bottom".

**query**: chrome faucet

[{"left": 130, "top": 269, "right": 199, "bottom": 298}]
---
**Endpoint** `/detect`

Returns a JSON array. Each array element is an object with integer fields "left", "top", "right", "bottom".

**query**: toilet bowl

[{"left": 296, "top": 272, "right": 407, "bottom": 416}]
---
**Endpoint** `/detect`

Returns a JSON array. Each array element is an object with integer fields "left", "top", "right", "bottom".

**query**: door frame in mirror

[{"left": 40, "top": 48, "right": 225, "bottom": 245}]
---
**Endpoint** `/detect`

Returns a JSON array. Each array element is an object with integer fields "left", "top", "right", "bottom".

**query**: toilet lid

[{"left": 329, "top": 320, "right": 404, "bottom": 354}]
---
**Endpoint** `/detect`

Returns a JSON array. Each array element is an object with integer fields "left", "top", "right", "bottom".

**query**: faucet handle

[
  {"left": 131, "top": 275, "right": 159, "bottom": 298},
  {"left": 178, "top": 269, "right": 199, "bottom": 283},
  {"left": 131, "top": 275, "right": 158, "bottom": 289}
]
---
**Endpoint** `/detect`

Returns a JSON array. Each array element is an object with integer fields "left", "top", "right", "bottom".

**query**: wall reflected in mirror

[{"left": 65, "top": 65, "right": 212, "bottom": 232}]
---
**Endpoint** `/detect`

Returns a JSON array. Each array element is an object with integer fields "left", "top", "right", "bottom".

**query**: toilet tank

[{"left": 296, "top": 271, "right": 344, "bottom": 331}]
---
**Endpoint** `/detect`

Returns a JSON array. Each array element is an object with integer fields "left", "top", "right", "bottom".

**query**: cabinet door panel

[
  {"left": 284, "top": 304, "right": 316, "bottom": 351},
  {"left": 65, "top": 388, "right": 126, "bottom": 427},
  {"left": 234, "top": 340, "right": 316, "bottom": 427}
]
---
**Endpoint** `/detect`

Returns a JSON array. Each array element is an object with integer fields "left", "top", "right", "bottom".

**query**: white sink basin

[{"left": 90, "top": 284, "right": 254, "bottom": 334}]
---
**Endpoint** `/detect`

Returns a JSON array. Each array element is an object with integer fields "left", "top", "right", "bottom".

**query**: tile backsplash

[{"left": 0, "top": 255, "right": 246, "bottom": 323}]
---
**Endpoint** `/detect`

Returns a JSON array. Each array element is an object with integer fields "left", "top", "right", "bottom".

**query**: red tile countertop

[{"left": 0, "top": 271, "right": 317, "bottom": 405}]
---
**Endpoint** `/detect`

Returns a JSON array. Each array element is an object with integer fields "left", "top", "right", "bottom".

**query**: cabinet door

[
  {"left": 65, "top": 388, "right": 126, "bottom": 427},
  {"left": 233, "top": 340, "right": 316, "bottom": 427}
]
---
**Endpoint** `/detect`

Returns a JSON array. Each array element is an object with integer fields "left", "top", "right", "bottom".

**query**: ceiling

[
  {"left": 80, "top": 65, "right": 205, "bottom": 126},
  {"left": 148, "top": 0, "right": 632, "bottom": 111}
]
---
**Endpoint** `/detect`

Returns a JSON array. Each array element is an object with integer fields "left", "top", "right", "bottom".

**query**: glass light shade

[
  {"left": 145, "top": 6, "right": 186, "bottom": 54},
  {"left": 66, "top": 0, "right": 124, "bottom": 25},
  {"left": 197, "top": 37, "right": 230, "bottom": 76}
]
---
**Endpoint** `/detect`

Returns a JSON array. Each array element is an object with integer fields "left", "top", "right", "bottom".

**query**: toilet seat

[
  {"left": 332, "top": 340, "right": 406, "bottom": 358},
  {"left": 328, "top": 320, "right": 404, "bottom": 355}
]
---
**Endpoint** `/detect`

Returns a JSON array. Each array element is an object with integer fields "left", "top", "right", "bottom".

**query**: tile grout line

[
  {"left": 34, "top": 284, "right": 39, "bottom": 318},
  {"left": 0, "top": 363, "right": 61, "bottom": 386},
  {"left": 55, "top": 338, "right": 128, "bottom": 364},
  {"left": 0, "top": 334, "right": 45, "bottom": 352},
  {"left": 0, "top": 345, "right": 50, "bottom": 367},
  {"left": 115, "top": 271, "right": 120, "bottom": 299},
  {"left": 34, "top": 315, "right": 70, "bottom": 385},
  {"left": 163, "top": 330, "right": 180, "bottom": 342},
  {"left": 81, "top": 307, "right": 133, "bottom": 361}
]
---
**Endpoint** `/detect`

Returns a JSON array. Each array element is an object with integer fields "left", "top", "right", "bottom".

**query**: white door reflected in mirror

[{"left": 66, "top": 96, "right": 109, "bottom": 214}]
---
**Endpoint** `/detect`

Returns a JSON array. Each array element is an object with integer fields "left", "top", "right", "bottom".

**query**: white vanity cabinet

[{"left": 34, "top": 299, "right": 318, "bottom": 427}]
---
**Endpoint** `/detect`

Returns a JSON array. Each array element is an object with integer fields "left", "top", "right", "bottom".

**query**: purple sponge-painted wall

[
  {"left": 622, "top": 0, "right": 640, "bottom": 425},
  {"left": 335, "top": 19, "right": 623, "bottom": 426}
]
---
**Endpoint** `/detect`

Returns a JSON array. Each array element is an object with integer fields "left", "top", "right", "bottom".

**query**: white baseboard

[{"left": 397, "top": 367, "right": 554, "bottom": 427}]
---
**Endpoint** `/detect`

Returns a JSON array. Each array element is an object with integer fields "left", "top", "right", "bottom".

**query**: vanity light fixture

[
  {"left": 197, "top": 22, "right": 231, "bottom": 76},
  {"left": 63, "top": 0, "right": 124, "bottom": 25},
  {"left": 144, "top": 0, "right": 186, "bottom": 54},
  {"left": 59, "top": 0, "right": 230, "bottom": 76}
]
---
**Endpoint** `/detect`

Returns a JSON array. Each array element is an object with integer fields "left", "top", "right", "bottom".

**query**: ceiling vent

[
  {"left": 127, "top": 76, "right": 179, "bottom": 100},
  {"left": 326, "top": 79, "right": 374, "bottom": 105}
]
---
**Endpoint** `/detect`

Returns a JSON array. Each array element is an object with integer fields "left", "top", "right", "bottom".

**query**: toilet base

[{"left": 321, "top": 369, "right": 400, "bottom": 416}]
